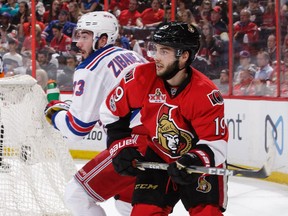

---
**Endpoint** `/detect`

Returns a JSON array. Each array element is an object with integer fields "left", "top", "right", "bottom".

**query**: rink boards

[{"left": 61, "top": 94, "right": 288, "bottom": 184}]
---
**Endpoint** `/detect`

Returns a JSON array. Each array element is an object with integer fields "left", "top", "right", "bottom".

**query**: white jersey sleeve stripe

[
  {"left": 66, "top": 111, "right": 97, "bottom": 136},
  {"left": 86, "top": 47, "right": 115, "bottom": 70}
]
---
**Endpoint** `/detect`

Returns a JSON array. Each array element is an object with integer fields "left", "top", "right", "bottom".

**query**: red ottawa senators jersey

[{"left": 101, "top": 62, "right": 228, "bottom": 165}]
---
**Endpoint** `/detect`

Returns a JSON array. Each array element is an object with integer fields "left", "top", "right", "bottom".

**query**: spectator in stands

[
  {"left": 129, "top": 38, "right": 143, "bottom": 55},
  {"left": 0, "top": 12, "right": 17, "bottom": 35},
  {"left": 80, "top": 0, "right": 102, "bottom": 14},
  {"left": 252, "top": 50, "right": 275, "bottom": 95},
  {"left": 13, "top": 51, "right": 32, "bottom": 75},
  {"left": 0, "top": 26, "right": 9, "bottom": 54},
  {"left": 234, "top": 50, "right": 257, "bottom": 82},
  {"left": 35, "top": 0, "right": 46, "bottom": 21},
  {"left": 199, "top": 13, "right": 211, "bottom": 29},
  {"left": 283, "top": 48, "right": 288, "bottom": 67},
  {"left": 118, "top": 0, "right": 141, "bottom": 27},
  {"left": 281, "top": 70, "right": 288, "bottom": 97},
  {"left": 210, "top": 5, "right": 228, "bottom": 36},
  {"left": 42, "top": 9, "right": 77, "bottom": 43},
  {"left": 3, "top": 38, "right": 22, "bottom": 73},
  {"left": 66, "top": 54, "right": 79, "bottom": 71},
  {"left": 60, "top": 0, "right": 69, "bottom": 11},
  {"left": 36, "top": 68, "right": 49, "bottom": 91},
  {"left": 177, "top": 0, "right": 187, "bottom": 21},
  {"left": 215, "top": 0, "right": 229, "bottom": 25},
  {"left": 50, "top": 23, "right": 72, "bottom": 53},
  {"left": 246, "top": 0, "right": 264, "bottom": 27},
  {"left": 260, "top": 0, "right": 276, "bottom": 48},
  {"left": 109, "top": 0, "right": 129, "bottom": 15},
  {"left": 233, "top": 68, "right": 256, "bottom": 96},
  {"left": 192, "top": 55, "right": 212, "bottom": 77},
  {"left": 163, "top": 5, "right": 172, "bottom": 23},
  {"left": 193, "top": 0, "right": 212, "bottom": 24},
  {"left": 213, "top": 68, "right": 229, "bottom": 95},
  {"left": 280, "top": 1, "right": 288, "bottom": 44},
  {"left": 233, "top": 9, "right": 259, "bottom": 56},
  {"left": 269, "top": 60, "right": 286, "bottom": 95},
  {"left": 18, "top": 14, "right": 45, "bottom": 42},
  {"left": 37, "top": 49, "right": 57, "bottom": 80},
  {"left": 198, "top": 22, "right": 225, "bottom": 79},
  {"left": 181, "top": 9, "right": 198, "bottom": 26},
  {"left": 281, "top": 30, "right": 288, "bottom": 56},
  {"left": 0, "top": 0, "right": 19, "bottom": 17},
  {"left": 68, "top": 2, "right": 83, "bottom": 23},
  {"left": 254, "top": 50, "right": 273, "bottom": 81},
  {"left": 265, "top": 34, "right": 276, "bottom": 63},
  {"left": 55, "top": 54, "right": 74, "bottom": 91},
  {"left": 11, "top": 1, "right": 30, "bottom": 26},
  {"left": 21, "top": 24, "right": 46, "bottom": 55},
  {"left": 42, "top": 0, "right": 61, "bottom": 25},
  {"left": 136, "top": 0, "right": 164, "bottom": 28}
]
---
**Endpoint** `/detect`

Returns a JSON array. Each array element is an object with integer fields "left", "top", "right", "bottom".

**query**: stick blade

[{"left": 239, "top": 142, "right": 275, "bottom": 178}]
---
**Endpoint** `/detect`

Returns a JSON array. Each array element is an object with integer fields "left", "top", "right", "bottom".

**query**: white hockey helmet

[{"left": 76, "top": 11, "right": 119, "bottom": 50}]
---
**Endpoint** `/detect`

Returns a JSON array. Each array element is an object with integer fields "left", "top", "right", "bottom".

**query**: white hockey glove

[{"left": 44, "top": 100, "right": 70, "bottom": 125}]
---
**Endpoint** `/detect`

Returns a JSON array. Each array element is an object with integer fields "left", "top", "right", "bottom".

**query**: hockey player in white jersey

[{"left": 45, "top": 11, "right": 148, "bottom": 216}]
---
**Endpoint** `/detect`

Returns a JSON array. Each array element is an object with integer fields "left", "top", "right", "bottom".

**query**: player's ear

[{"left": 180, "top": 50, "right": 190, "bottom": 63}]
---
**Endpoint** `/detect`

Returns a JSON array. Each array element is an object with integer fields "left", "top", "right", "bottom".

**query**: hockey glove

[
  {"left": 167, "top": 151, "right": 210, "bottom": 185},
  {"left": 44, "top": 100, "right": 70, "bottom": 125},
  {"left": 112, "top": 147, "right": 145, "bottom": 176},
  {"left": 109, "top": 137, "right": 145, "bottom": 176}
]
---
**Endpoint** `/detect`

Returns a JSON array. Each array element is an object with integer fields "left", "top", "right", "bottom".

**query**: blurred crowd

[{"left": 0, "top": 0, "right": 287, "bottom": 97}]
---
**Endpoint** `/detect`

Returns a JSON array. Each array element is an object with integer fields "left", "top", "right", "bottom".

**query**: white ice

[{"left": 76, "top": 160, "right": 288, "bottom": 216}]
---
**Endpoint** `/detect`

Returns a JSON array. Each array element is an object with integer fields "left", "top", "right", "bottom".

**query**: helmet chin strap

[{"left": 161, "top": 59, "right": 186, "bottom": 81}]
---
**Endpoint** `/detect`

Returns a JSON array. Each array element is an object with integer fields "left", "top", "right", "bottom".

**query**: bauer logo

[{"left": 265, "top": 115, "right": 284, "bottom": 155}]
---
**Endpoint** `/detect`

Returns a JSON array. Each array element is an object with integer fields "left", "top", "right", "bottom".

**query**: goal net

[{"left": 0, "top": 75, "right": 76, "bottom": 216}]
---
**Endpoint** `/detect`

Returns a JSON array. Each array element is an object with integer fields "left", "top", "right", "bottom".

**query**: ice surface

[{"left": 75, "top": 160, "right": 288, "bottom": 216}]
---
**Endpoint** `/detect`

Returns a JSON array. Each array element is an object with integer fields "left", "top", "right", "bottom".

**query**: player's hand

[
  {"left": 112, "top": 147, "right": 145, "bottom": 176},
  {"left": 167, "top": 152, "right": 206, "bottom": 185},
  {"left": 44, "top": 100, "right": 70, "bottom": 125}
]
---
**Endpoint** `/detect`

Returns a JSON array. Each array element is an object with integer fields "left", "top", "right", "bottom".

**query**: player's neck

[{"left": 166, "top": 69, "right": 188, "bottom": 87}]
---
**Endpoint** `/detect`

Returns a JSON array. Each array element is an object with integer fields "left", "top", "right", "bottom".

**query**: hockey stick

[{"left": 135, "top": 142, "right": 275, "bottom": 179}]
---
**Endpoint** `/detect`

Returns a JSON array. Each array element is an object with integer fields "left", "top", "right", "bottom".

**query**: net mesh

[{"left": 0, "top": 75, "right": 76, "bottom": 216}]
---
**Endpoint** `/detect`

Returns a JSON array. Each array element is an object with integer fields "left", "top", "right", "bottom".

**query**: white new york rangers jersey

[{"left": 53, "top": 44, "right": 147, "bottom": 141}]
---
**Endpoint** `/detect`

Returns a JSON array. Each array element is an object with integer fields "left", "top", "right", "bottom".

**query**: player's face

[
  {"left": 154, "top": 44, "right": 178, "bottom": 78},
  {"left": 76, "top": 30, "right": 93, "bottom": 59}
]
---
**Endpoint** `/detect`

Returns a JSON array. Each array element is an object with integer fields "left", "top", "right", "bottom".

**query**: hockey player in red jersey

[
  {"left": 100, "top": 22, "right": 229, "bottom": 216},
  {"left": 44, "top": 11, "right": 148, "bottom": 215}
]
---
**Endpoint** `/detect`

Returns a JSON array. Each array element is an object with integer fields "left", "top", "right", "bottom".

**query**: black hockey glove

[
  {"left": 112, "top": 147, "right": 145, "bottom": 176},
  {"left": 167, "top": 152, "right": 206, "bottom": 185}
]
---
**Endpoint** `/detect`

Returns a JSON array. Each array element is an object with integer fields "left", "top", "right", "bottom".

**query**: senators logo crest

[
  {"left": 196, "top": 176, "right": 212, "bottom": 193},
  {"left": 152, "top": 104, "right": 193, "bottom": 158}
]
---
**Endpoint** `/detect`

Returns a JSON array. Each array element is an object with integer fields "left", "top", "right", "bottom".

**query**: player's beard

[
  {"left": 158, "top": 59, "right": 180, "bottom": 80},
  {"left": 82, "top": 48, "right": 93, "bottom": 60}
]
